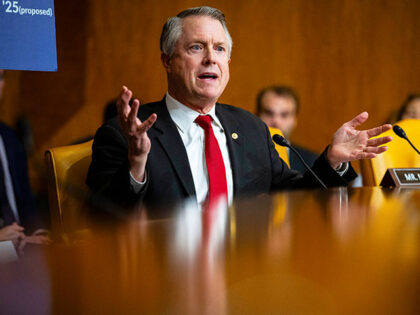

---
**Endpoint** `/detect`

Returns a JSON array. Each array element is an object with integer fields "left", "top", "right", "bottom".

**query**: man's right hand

[
  {"left": 0, "top": 222, "right": 25, "bottom": 241},
  {"left": 117, "top": 86, "right": 157, "bottom": 182}
]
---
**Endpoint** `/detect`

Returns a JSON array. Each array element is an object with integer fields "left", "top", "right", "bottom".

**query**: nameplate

[{"left": 380, "top": 168, "right": 420, "bottom": 188}]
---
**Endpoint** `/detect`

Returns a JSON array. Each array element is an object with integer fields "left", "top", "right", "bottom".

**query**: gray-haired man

[{"left": 87, "top": 6, "right": 391, "bottom": 214}]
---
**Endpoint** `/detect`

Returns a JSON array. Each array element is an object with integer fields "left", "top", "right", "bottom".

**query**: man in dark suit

[
  {"left": 0, "top": 70, "right": 49, "bottom": 249},
  {"left": 256, "top": 86, "right": 318, "bottom": 174},
  {"left": 0, "top": 122, "right": 50, "bottom": 246},
  {"left": 87, "top": 6, "right": 391, "bottom": 215}
]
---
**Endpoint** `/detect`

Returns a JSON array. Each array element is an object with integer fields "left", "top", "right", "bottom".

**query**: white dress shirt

[
  {"left": 130, "top": 94, "right": 234, "bottom": 208},
  {"left": 165, "top": 93, "right": 234, "bottom": 207}
]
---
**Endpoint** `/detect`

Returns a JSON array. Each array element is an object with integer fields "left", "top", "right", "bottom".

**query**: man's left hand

[
  {"left": 26, "top": 229, "right": 51, "bottom": 245},
  {"left": 327, "top": 112, "right": 392, "bottom": 169}
]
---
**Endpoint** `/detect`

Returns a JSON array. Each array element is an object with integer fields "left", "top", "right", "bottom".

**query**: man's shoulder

[
  {"left": 101, "top": 100, "right": 265, "bottom": 133},
  {"left": 216, "top": 103, "right": 263, "bottom": 123},
  {"left": 139, "top": 99, "right": 166, "bottom": 111},
  {"left": 216, "top": 102, "right": 254, "bottom": 114},
  {"left": 103, "top": 99, "right": 165, "bottom": 128}
]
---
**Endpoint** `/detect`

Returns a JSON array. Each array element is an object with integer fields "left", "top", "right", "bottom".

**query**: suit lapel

[
  {"left": 146, "top": 100, "right": 196, "bottom": 197},
  {"left": 216, "top": 104, "right": 244, "bottom": 196}
]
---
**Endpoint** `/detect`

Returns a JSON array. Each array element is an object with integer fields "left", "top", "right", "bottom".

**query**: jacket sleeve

[
  {"left": 86, "top": 120, "right": 148, "bottom": 218},
  {"left": 266, "top": 124, "right": 357, "bottom": 191}
]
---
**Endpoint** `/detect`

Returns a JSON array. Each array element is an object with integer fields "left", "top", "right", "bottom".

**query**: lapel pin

[{"left": 232, "top": 133, "right": 238, "bottom": 140}]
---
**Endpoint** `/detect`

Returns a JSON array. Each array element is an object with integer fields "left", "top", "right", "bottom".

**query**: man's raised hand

[
  {"left": 117, "top": 86, "right": 157, "bottom": 181},
  {"left": 327, "top": 112, "right": 392, "bottom": 169}
]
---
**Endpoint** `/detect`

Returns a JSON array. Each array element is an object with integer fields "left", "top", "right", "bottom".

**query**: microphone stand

[
  {"left": 393, "top": 125, "right": 420, "bottom": 155},
  {"left": 272, "top": 134, "right": 328, "bottom": 189}
]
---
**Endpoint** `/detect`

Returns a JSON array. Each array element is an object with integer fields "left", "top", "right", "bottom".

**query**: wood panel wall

[{"left": 2, "top": 0, "right": 420, "bottom": 162}]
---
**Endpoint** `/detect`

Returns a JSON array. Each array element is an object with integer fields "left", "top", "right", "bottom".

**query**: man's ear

[
  {"left": 228, "top": 58, "right": 231, "bottom": 65},
  {"left": 161, "top": 53, "right": 171, "bottom": 71}
]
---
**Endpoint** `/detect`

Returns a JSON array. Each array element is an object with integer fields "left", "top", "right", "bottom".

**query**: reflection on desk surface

[{"left": 1, "top": 187, "right": 420, "bottom": 314}]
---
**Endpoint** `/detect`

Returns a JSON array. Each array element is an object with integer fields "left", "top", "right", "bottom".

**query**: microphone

[
  {"left": 393, "top": 125, "right": 420, "bottom": 155},
  {"left": 272, "top": 134, "right": 327, "bottom": 189}
]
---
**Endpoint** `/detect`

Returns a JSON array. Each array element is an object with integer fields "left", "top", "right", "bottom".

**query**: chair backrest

[
  {"left": 269, "top": 127, "right": 290, "bottom": 167},
  {"left": 45, "top": 140, "right": 93, "bottom": 238},
  {"left": 360, "top": 119, "right": 420, "bottom": 186}
]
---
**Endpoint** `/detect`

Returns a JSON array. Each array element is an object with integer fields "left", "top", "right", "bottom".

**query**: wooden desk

[{"left": 1, "top": 187, "right": 420, "bottom": 314}]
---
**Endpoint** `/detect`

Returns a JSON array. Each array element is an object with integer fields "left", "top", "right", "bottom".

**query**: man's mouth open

[{"left": 198, "top": 72, "right": 218, "bottom": 80}]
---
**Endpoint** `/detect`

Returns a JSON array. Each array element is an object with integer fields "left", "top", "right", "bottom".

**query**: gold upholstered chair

[
  {"left": 360, "top": 119, "right": 420, "bottom": 186},
  {"left": 269, "top": 127, "right": 290, "bottom": 167},
  {"left": 45, "top": 140, "right": 93, "bottom": 239}
]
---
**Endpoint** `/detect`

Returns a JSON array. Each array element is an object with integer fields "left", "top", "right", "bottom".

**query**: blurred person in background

[
  {"left": 0, "top": 70, "right": 50, "bottom": 254},
  {"left": 387, "top": 94, "right": 420, "bottom": 124},
  {"left": 397, "top": 94, "right": 420, "bottom": 121},
  {"left": 256, "top": 85, "right": 317, "bottom": 174}
]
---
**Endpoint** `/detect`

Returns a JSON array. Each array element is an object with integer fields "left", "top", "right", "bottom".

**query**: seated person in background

[
  {"left": 387, "top": 94, "right": 420, "bottom": 124},
  {"left": 256, "top": 86, "right": 317, "bottom": 174},
  {"left": 0, "top": 122, "right": 50, "bottom": 248},
  {"left": 87, "top": 6, "right": 392, "bottom": 215},
  {"left": 0, "top": 70, "right": 50, "bottom": 252},
  {"left": 396, "top": 94, "right": 420, "bottom": 121}
]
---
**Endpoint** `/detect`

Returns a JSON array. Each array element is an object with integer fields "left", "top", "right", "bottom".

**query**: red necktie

[{"left": 194, "top": 115, "right": 228, "bottom": 209}]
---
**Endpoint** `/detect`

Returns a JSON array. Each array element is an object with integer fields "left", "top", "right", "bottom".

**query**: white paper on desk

[{"left": 0, "top": 241, "right": 18, "bottom": 263}]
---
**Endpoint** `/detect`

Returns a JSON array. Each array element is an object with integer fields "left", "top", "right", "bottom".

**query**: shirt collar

[{"left": 165, "top": 93, "right": 224, "bottom": 133}]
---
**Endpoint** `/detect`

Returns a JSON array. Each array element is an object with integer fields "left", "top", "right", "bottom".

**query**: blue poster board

[{"left": 0, "top": 0, "right": 57, "bottom": 71}]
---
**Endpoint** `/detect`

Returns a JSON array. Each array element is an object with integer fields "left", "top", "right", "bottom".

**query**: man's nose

[
  {"left": 202, "top": 48, "right": 216, "bottom": 65},
  {"left": 272, "top": 116, "right": 284, "bottom": 130}
]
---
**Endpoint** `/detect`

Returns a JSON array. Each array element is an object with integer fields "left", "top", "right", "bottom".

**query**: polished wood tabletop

[{"left": 1, "top": 187, "right": 420, "bottom": 314}]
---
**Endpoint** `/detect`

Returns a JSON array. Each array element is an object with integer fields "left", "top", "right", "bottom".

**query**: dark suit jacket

[
  {"left": 289, "top": 143, "right": 318, "bottom": 175},
  {"left": 87, "top": 99, "right": 356, "bottom": 215},
  {"left": 0, "top": 122, "right": 38, "bottom": 232}
]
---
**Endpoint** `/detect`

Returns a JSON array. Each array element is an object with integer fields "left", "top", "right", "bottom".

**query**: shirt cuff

[
  {"left": 129, "top": 171, "right": 147, "bottom": 194},
  {"left": 335, "top": 162, "right": 349, "bottom": 176}
]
